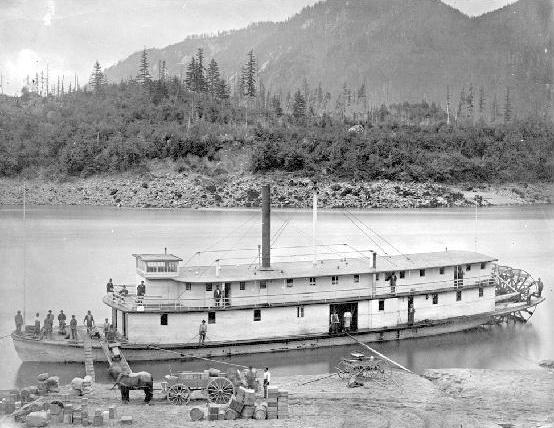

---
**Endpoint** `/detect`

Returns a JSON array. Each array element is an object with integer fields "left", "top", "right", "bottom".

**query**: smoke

[{"left": 43, "top": 0, "right": 56, "bottom": 26}]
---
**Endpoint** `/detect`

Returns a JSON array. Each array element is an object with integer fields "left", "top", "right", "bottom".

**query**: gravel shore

[
  {"left": 0, "top": 171, "right": 551, "bottom": 209},
  {"left": 2, "top": 368, "right": 552, "bottom": 427}
]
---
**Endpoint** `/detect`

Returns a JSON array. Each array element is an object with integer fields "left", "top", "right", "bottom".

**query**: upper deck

[{"left": 105, "top": 250, "right": 497, "bottom": 312}]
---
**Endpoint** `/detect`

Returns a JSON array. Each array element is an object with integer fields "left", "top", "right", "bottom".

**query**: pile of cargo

[
  {"left": 189, "top": 385, "right": 289, "bottom": 421},
  {"left": 0, "top": 372, "right": 61, "bottom": 417}
]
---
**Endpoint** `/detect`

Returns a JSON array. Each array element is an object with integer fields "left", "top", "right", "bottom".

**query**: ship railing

[
  {"left": 374, "top": 273, "right": 494, "bottom": 295},
  {"left": 106, "top": 273, "right": 495, "bottom": 311}
]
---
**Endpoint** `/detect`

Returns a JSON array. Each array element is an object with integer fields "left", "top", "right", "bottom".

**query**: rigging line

[
  {"left": 346, "top": 209, "right": 411, "bottom": 261},
  {"left": 271, "top": 218, "right": 290, "bottom": 247},
  {"left": 146, "top": 344, "right": 253, "bottom": 369},
  {"left": 183, "top": 212, "right": 258, "bottom": 266},
  {"left": 218, "top": 249, "right": 377, "bottom": 262},
  {"left": 343, "top": 211, "right": 389, "bottom": 255}
]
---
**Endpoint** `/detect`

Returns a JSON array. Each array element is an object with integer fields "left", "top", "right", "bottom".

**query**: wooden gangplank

[{"left": 83, "top": 332, "right": 96, "bottom": 382}]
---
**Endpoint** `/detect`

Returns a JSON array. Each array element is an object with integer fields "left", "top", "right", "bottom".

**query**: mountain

[{"left": 105, "top": 0, "right": 553, "bottom": 118}]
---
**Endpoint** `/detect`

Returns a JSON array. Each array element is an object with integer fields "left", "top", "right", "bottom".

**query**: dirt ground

[{"left": 1, "top": 368, "right": 553, "bottom": 428}]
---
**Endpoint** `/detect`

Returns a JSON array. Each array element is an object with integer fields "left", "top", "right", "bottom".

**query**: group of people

[
  {"left": 15, "top": 309, "right": 117, "bottom": 342},
  {"left": 330, "top": 310, "right": 353, "bottom": 335},
  {"left": 107, "top": 278, "right": 146, "bottom": 303}
]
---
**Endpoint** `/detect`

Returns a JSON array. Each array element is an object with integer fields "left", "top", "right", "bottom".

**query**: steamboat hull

[{"left": 12, "top": 299, "right": 539, "bottom": 363}]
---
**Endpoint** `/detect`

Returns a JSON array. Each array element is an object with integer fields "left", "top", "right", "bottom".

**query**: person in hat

[
  {"left": 14, "top": 310, "right": 24, "bottom": 335},
  {"left": 199, "top": 320, "right": 207, "bottom": 345},
  {"left": 106, "top": 278, "right": 114, "bottom": 293},
  {"left": 34, "top": 313, "right": 40, "bottom": 339},
  {"left": 69, "top": 315, "right": 78, "bottom": 341},
  {"left": 58, "top": 310, "right": 67, "bottom": 334}
]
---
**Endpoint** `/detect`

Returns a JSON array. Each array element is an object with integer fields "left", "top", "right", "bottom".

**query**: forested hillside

[
  {"left": 0, "top": 72, "right": 551, "bottom": 184},
  {"left": 105, "top": 0, "right": 553, "bottom": 120}
]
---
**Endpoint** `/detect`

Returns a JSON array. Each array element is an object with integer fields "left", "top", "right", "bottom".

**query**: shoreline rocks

[{"left": 0, "top": 172, "right": 550, "bottom": 209}]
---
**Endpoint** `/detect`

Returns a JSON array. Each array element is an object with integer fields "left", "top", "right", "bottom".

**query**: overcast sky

[{"left": 0, "top": 0, "right": 516, "bottom": 95}]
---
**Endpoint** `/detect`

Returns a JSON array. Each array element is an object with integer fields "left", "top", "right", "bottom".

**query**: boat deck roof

[{"left": 173, "top": 250, "right": 497, "bottom": 283}]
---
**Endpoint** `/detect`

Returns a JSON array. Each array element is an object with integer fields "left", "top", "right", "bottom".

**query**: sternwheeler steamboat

[{"left": 11, "top": 185, "right": 545, "bottom": 362}]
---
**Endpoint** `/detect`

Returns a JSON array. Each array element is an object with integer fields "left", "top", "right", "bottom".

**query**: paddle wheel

[{"left": 492, "top": 264, "right": 541, "bottom": 323}]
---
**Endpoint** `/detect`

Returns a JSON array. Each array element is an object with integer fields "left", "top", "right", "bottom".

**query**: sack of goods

[{"left": 26, "top": 410, "right": 48, "bottom": 427}]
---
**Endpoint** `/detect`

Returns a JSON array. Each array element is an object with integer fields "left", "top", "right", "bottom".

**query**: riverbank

[
  {"left": 2, "top": 368, "right": 552, "bottom": 427},
  {"left": 0, "top": 170, "right": 551, "bottom": 209}
]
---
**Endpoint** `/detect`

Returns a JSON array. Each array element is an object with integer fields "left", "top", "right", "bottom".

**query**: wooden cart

[
  {"left": 336, "top": 352, "right": 391, "bottom": 380},
  {"left": 161, "top": 371, "right": 235, "bottom": 406}
]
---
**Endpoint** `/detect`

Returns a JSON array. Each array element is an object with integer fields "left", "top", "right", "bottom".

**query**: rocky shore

[
  {"left": 2, "top": 368, "right": 552, "bottom": 427},
  {"left": 0, "top": 170, "right": 550, "bottom": 209}
]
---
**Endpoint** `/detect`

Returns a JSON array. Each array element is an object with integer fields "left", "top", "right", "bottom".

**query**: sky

[{"left": 0, "top": 0, "right": 517, "bottom": 95}]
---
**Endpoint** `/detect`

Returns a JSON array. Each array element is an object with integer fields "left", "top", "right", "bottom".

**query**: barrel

[{"left": 189, "top": 407, "right": 206, "bottom": 421}]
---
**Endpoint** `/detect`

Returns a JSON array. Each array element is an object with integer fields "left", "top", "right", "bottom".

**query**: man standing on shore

[
  {"left": 70, "top": 315, "right": 78, "bottom": 341},
  {"left": 263, "top": 367, "right": 271, "bottom": 399},
  {"left": 199, "top": 320, "right": 207, "bottom": 345},
  {"left": 14, "top": 310, "right": 24, "bottom": 335},
  {"left": 34, "top": 313, "right": 40, "bottom": 339}
]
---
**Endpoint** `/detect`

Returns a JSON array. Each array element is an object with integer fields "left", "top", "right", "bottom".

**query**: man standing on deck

[
  {"left": 537, "top": 278, "right": 544, "bottom": 297},
  {"left": 34, "top": 313, "right": 40, "bottom": 339},
  {"left": 58, "top": 310, "right": 67, "bottom": 334},
  {"left": 214, "top": 285, "right": 222, "bottom": 307},
  {"left": 330, "top": 310, "right": 339, "bottom": 335},
  {"left": 14, "top": 310, "right": 24, "bottom": 335},
  {"left": 70, "top": 315, "right": 78, "bottom": 341},
  {"left": 45, "top": 310, "right": 54, "bottom": 339},
  {"left": 83, "top": 310, "right": 95, "bottom": 335},
  {"left": 137, "top": 281, "right": 146, "bottom": 297},
  {"left": 343, "top": 310, "right": 352, "bottom": 333},
  {"left": 106, "top": 278, "right": 114, "bottom": 293},
  {"left": 389, "top": 273, "right": 397, "bottom": 294},
  {"left": 199, "top": 320, "right": 207, "bottom": 345}
]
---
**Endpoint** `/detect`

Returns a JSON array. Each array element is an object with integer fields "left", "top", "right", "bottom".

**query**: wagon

[
  {"left": 161, "top": 370, "right": 235, "bottom": 406},
  {"left": 336, "top": 352, "right": 391, "bottom": 380}
]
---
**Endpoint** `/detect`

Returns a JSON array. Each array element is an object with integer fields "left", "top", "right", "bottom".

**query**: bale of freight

[
  {"left": 254, "top": 403, "right": 268, "bottom": 420},
  {"left": 224, "top": 408, "right": 238, "bottom": 420},
  {"left": 36, "top": 373, "right": 49, "bottom": 382},
  {"left": 25, "top": 410, "right": 48, "bottom": 427},
  {"left": 228, "top": 398, "right": 244, "bottom": 413},
  {"left": 189, "top": 407, "right": 206, "bottom": 421},
  {"left": 241, "top": 405, "right": 255, "bottom": 419}
]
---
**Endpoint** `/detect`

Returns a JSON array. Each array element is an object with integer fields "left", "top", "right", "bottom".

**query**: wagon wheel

[
  {"left": 336, "top": 359, "right": 352, "bottom": 379},
  {"left": 167, "top": 383, "right": 191, "bottom": 405},
  {"left": 206, "top": 377, "right": 234, "bottom": 405}
]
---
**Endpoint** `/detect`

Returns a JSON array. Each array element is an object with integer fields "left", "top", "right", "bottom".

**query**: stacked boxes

[
  {"left": 207, "top": 404, "right": 219, "bottom": 421},
  {"left": 277, "top": 390, "right": 289, "bottom": 419},
  {"left": 266, "top": 387, "right": 279, "bottom": 420}
]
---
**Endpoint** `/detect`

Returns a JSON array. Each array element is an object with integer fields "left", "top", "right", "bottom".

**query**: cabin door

[
  {"left": 454, "top": 266, "right": 464, "bottom": 288},
  {"left": 122, "top": 313, "right": 128, "bottom": 339},
  {"left": 329, "top": 302, "right": 358, "bottom": 333},
  {"left": 224, "top": 282, "right": 231, "bottom": 306}
]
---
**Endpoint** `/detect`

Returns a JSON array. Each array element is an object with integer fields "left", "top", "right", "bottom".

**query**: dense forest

[{"left": 0, "top": 49, "right": 552, "bottom": 184}]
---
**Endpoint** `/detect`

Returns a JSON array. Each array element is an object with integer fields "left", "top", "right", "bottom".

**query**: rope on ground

[
  {"left": 345, "top": 332, "right": 414, "bottom": 375},
  {"left": 0, "top": 333, "right": 13, "bottom": 340}
]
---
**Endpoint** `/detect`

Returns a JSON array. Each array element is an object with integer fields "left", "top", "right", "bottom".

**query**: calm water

[{"left": 0, "top": 204, "right": 552, "bottom": 389}]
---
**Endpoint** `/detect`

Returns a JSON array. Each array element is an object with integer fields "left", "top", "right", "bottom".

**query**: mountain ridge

[{"left": 105, "top": 0, "right": 553, "bottom": 118}]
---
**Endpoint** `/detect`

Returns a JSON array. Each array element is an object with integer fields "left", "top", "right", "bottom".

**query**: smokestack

[{"left": 261, "top": 184, "right": 271, "bottom": 269}]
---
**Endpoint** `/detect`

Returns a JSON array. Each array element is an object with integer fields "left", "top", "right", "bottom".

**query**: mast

[
  {"left": 22, "top": 181, "right": 26, "bottom": 322},
  {"left": 312, "top": 186, "right": 318, "bottom": 265},
  {"left": 261, "top": 184, "right": 271, "bottom": 270}
]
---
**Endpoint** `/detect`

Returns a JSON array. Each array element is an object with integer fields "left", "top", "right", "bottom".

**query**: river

[{"left": 0, "top": 204, "right": 552, "bottom": 389}]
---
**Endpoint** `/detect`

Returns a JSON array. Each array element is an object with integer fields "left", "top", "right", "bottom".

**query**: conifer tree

[
  {"left": 467, "top": 84, "right": 474, "bottom": 121},
  {"left": 292, "top": 90, "right": 307, "bottom": 122},
  {"left": 478, "top": 87, "right": 486, "bottom": 120},
  {"left": 242, "top": 50, "right": 257, "bottom": 98},
  {"left": 185, "top": 57, "right": 197, "bottom": 90},
  {"left": 491, "top": 93, "right": 498, "bottom": 123},
  {"left": 271, "top": 94, "right": 283, "bottom": 117},
  {"left": 88, "top": 60, "right": 106, "bottom": 93},
  {"left": 206, "top": 58, "right": 220, "bottom": 96},
  {"left": 504, "top": 86, "right": 512, "bottom": 123},
  {"left": 195, "top": 48, "right": 206, "bottom": 92},
  {"left": 136, "top": 48, "right": 151, "bottom": 84},
  {"left": 216, "top": 78, "right": 229, "bottom": 99}
]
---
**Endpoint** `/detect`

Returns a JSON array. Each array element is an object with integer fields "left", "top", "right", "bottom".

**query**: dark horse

[{"left": 109, "top": 366, "right": 153, "bottom": 404}]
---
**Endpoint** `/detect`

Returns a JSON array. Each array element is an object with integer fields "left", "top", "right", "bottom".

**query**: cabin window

[
  {"left": 439, "top": 267, "right": 445, "bottom": 275},
  {"left": 353, "top": 274, "right": 360, "bottom": 283},
  {"left": 456, "top": 291, "right": 462, "bottom": 301},
  {"left": 479, "top": 287, "right": 484, "bottom": 297},
  {"left": 239, "top": 281, "right": 246, "bottom": 291},
  {"left": 420, "top": 269, "right": 426, "bottom": 277},
  {"left": 185, "top": 282, "right": 191, "bottom": 291},
  {"left": 399, "top": 271, "right": 405, "bottom": 279},
  {"left": 205, "top": 283, "right": 213, "bottom": 292},
  {"left": 259, "top": 280, "right": 267, "bottom": 290},
  {"left": 297, "top": 306, "right": 304, "bottom": 318},
  {"left": 376, "top": 273, "right": 380, "bottom": 280},
  {"left": 286, "top": 278, "right": 294, "bottom": 287},
  {"left": 160, "top": 313, "right": 168, "bottom": 326},
  {"left": 253, "top": 309, "right": 261, "bottom": 321},
  {"left": 480, "top": 262, "right": 486, "bottom": 270},
  {"left": 378, "top": 300, "right": 385, "bottom": 311},
  {"left": 466, "top": 264, "right": 471, "bottom": 271},
  {"left": 309, "top": 277, "right": 316, "bottom": 286},
  {"left": 432, "top": 293, "right": 438, "bottom": 304},
  {"left": 332, "top": 275, "right": 339, "bottom": 285},
  {"left": 208, "top": 311, "right": 216, "bottom": 324}
]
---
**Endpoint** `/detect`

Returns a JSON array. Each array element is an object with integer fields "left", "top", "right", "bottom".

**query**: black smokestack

[{"left": 261, "top": 184, "right": 271, "bottom": 269}]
